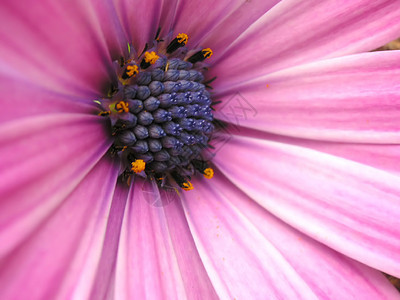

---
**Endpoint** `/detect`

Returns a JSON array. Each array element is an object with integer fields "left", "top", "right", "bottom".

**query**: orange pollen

[
  {"left": 202, "top": 48, "right": 213, "bottom": 59},
  {"left": 144, "top": 51, "right": 160, "bottom": 64},
  {"left": 182, "top": 181, "right": 194, "bottom": 191},
  {"left": 116, "top": 101, "right": 129, "bottom": 113},
  {"left": 126, "top": 65, "right": 138, "bottom": 77},
  {"left": 98, "top": 110, "right": 111, "bottom": 116},
  {"left": 203, "top": 168, "right": 214, "bottom": 179},
  {"left": 131, "top": 159, "right": 146, "bottom": 173},
  {"left": 177, "top": 33, "right": 188, "bottom": 45}
]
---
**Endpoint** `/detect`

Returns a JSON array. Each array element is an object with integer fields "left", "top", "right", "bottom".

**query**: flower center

[{"left": 97, "top": 33, "right": 216, "bottom": 191}]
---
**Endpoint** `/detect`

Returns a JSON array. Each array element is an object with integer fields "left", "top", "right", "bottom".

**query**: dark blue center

[{"left": 112, "top": 57, "right": 214, "bottom": 176}]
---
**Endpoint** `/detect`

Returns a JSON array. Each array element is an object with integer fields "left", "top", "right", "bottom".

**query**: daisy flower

[{"left": 1, "top": 0, "right": 400, "bottom": 299}]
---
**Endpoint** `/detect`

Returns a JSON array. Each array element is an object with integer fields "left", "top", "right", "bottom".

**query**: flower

[{"left": 1, "top": 0, "right": 400, "bottom": 299}]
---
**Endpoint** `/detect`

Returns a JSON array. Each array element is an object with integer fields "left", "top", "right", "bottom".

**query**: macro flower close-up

[{"left": 1, "top": 0, "right": 400, "bottom": 299}]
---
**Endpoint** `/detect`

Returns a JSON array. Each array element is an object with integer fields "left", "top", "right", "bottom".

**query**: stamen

[
  {"left": 131, "top": 159, "right": 146, "bottom": 173},
  {"left": 167, "top": 33, "right": 189, "bottom": 53},
  {"left": 98, "top": 111, "right": 111, "bottom": 116},
  {"left": 145, "top": 52, "right": 160, "bottom": 64},
  {"left": 182, "top": 181, "right": 194, "bottom": 191},
  {"left": 155, "top": 27, "right": 162, "bottom": 41},
  {"left": 141, "top": 51, "right": 160, "bottom": 69},
  {"left": 177, "top": 33, "right": 188, "bottom": 44},
  {"left": 192, "top": 159, "right": 214, "bottom": 179},
  {"left": 202, "top": 48, "right": 213, "bottom": 59},
  {"left": 203, "top": 168, "right": 214, "bottom": 179},
  {"left": 116, "top": 101, "right": 129, "bottom": 113},
  {"left": 188, "top": 48, "right": 213, "bottom": 63},
  {"left": 172, "top": 171, "right": 193, "bottom": 191},
  {"left": 122, "top": 65, "right": 139, "bottom": 79}
]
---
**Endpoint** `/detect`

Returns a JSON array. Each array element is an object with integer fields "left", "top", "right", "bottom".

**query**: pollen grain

[
  {"left": 131, "top": 159, "right": 146, "bottom": 173},
  {"left": 182, "top": 181, "right": 194, "bottom": 191},
  {"left": 203, "top": 168, "right": 214, "bottom": 179},
  {"left": 116, "top": 101, "right": 129, "bottom": 113},
  {"left": 202, "top": 48, "right": 213, "bottom": 59},
  {"left": 144, "top": 51, "right": 160, "bottom": 64},
  {"left": 177, "top": 33, "right": 188, "bottom": 45},
  {"left": 126, "top": 65, "right": 138, "bottom": 77}
]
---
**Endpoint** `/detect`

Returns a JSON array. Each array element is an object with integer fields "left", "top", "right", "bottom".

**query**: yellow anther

[
  {"left": 203, "top": 168, "right": 214, "bottom": 179},
  {"left": 116, "top": 101, "right": 129, "bottom": 113},
  {"left": 126, "top": 65, "right": 138, "bottom": 77},
  {"left": 202, "top": 48, "right": 213, "bottom": 59},
  {"left": 98, "top": 110, "right": 111, "bottom": 116},
  {"left": 182, "top": 181, "right": 194, "bottom": 191},
  {"left": 177, "top": 33, "right": 188, "bottom": 45},
  {"left": 144, "top": 51, "right": 160, "bottom": 65},
  {"left": 131, "top": 159, "right": 146, "bottom": 173},
  {"left": 166, "top": 33, "right": 189, "bottom": 54}
]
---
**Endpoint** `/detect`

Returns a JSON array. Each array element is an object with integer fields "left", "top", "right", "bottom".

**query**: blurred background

[{"left": 375, "top": 38, "right": 400, "bottom": 51}]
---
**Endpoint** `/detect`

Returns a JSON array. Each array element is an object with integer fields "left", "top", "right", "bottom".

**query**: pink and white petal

[
  {"left": 158, "top": 0, "right": 180, "bottom": 36},
  {"left": 117, "top": 0, "right": 162, "bottom": 52},
  {"left": 89, "top": 182, "right": 130, "bottom": 300},
  {"left": 114, "top": 179, "right": 218, "bottom": 299},
  {"left": 214, "top": 135, "right": 400, "bottom": 277},
  {"left": 201, "top": 0, "right": 282, "bottom": 55},
  {"left": 0, "top": 0, "right": 114, "bottom": 98},
  {"left": 0, "top": 114, "right": 112, "bottom": 257},
  {"left": 172, "top": 0, "right": 244, "bottom": 48},
  {"left": 299, "top": 142, "right": 400, "bottom": 176},
  {"left": 0, "top": 158, "right": 120, "bottom": 300},
  {"left": 182, "top": 175, "right": 400, "bottom": 299},
  {"left": 89, "top": 0, "right": 131, "bottom": 59},
  {"left": 0, "top": 72, "right": 97, "bottom": 123},
  {"left": 234, "top": 128, "right": 400, "bottom": 176},
  {"left": 215, "top": 51, "right": 400, "bottom": 143},
  {"left": 211, "top": 0, "right": 400, "bottom": 89}
]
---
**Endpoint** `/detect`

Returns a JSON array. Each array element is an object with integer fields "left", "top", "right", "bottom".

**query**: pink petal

[
  {"left": 0, "top": 158, "right": 120, "bottom": 300},
  {"left": 200, "top": 0, "right": 281, "bottom": 54},
  {"left": 214, "top": 135, "right": 400, "bottom": 277},
  {"left": 89, "top": 181, "right": 130, "bottom": 299},
  {"left": 211, "top": 0, "right": 400, "bottom": 90},
  {"left": 215, "top": 51, "right": 400, "bottom": 143},
  {"left": 114, "top": 179, "right": 218, "bottom": 299},
  {"left": 235, "top": 129, "right": 400, "bottom": 176},
  {"left": 301, "top": 142, "right": 400, "bottom": 176},
  {"left": 0, "top": 0, "right": 114, "bottom": 97},
  {"left": 116, "top": 0, "right": 162, "bottom": 52},
  {"left": 0, "top": 114, "right": 111, "bottom": 257},
  {"left": 172, "top": 0, "right": 244, "bottom": 48},
  {"left": 89, "top": 0, "right": 130, "bottom": 58},
  {"left": 182, "top": 174, "right": 399, "bottom": 299},
  {"left": 0, "top": 73, "right": 97, "bottom": 123},
  {"left": 158, "top": 0, "right": 180, "bottom": 36}
]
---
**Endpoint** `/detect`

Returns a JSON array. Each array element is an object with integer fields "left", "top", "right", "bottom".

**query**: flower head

[
  {"left": 1, "top": 0, "right": 400, "bottom": 299},
  {"left": 97, "top": 32, "right": 216, "bottom": 190}
]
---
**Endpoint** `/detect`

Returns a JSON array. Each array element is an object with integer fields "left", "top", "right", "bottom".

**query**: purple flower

[{"left": 1, "top": 0, "right": 400, "bottom": 298}]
